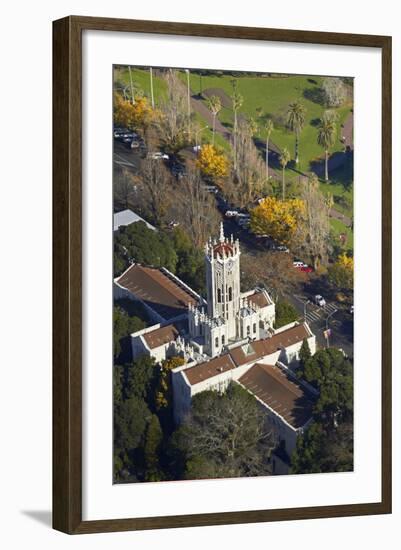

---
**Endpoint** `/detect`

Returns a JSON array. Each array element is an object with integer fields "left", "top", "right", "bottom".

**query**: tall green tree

[
  {"left": 206, "top": 95, "right": 222, "bottom": 145},
  {"left": 317, "top": 111, "right": 337, "bottom": 181},
  {"left": 279, "top": 147, "right": 291, "bottom": 200},
  {"left": 144, "top": 414, "right": 164, "bottom": 481},
  {"left": 286, "top": 100, "right": 307, "bottom": 165},
  {"left": 298, "top": 338, "right": 312, "bottom": 375}
]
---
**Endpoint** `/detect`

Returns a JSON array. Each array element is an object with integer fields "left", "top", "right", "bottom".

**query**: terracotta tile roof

[
  {"left": 229, "top": 324, "right": 309, "bottom": 367},
  {"left": 248, "top": 290, "right": 271, "bottom": 309},
  {"left": 184, "top": 354, "right": 236, "bottom": 385},
  {"left": 213, "top": 242, "right": 234, "bottom": 259},
  {"left": 239, "top": 363, "right": 315, "bottom": 429},
  {"left": 116, "top": 264, "right": 198, "bottom": 320},
  {"left": 143, "top": 324, "right": 179, "bottom": 350}
]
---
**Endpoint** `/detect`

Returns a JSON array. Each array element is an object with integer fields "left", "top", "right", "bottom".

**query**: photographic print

[{"left": 112, "top": 65, "right": 354, "bottom": 483}]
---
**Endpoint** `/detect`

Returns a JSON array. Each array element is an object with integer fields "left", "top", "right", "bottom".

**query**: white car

[
  {"left": 314, "top": 294, "right": 326, "bottom": 307},
  {"left": 293, "top": 260, "right": 304, "bottom": 268},
  {"left": 225, "top": 210, "right": 239, "bottom": 217},
  {"left": 350, "top": 305, "right": 354, "bottom": 314},
  {"left": 148, "top": 152, "right": 169, "bottom": 160}
]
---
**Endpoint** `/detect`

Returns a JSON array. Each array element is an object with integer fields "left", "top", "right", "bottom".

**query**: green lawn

[
  {"left": 114, "top": 66, "right": 168, "bottom": 106},
  {"left": 184, "top": 71, "right": 352, "bottom": 173}
]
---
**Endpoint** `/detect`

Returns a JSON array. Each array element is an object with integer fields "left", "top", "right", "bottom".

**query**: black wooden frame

[{"left": 53, "top": 15, "right": 392, "bottom": 534}]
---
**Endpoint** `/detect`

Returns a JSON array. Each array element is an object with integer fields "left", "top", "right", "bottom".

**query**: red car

[{"left": 300, "top": 265, "right": 313, "bottom": 273}]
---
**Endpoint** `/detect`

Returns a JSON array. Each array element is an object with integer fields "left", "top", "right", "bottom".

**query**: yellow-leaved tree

[
  {"left": 328, "top": 253, "right": 354, "bottom": 290},
  {"left": 250, "top": 196, "right": 305, "bottom": 245},
  {"left": 196, "top": 144, "right": 229, "bottom": 181},
  {"left": 155, "top": 356, "right": 185, "bottom": 411},
  {"left": 114, "top": 93, "right": 155, "bottom": 131}
]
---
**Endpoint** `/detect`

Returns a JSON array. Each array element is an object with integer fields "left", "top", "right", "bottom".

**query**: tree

[
  {"left": 113, "top": 305, "right": 146, "bottom": 362},
  {"left": 250, "top": 196, "right": 305, "bottom": 246},
  {"left": 196, "top": 144, "right": 229, "bottom": 180},
  {"left": 172, "top": 384, "right": 276, "bottom": 479},
  {"left": 291, "top": 347, "right": 354, "bottom": 474},
  {"left": 230, "top": 79, "right": 243, "bottom": 171},
  {"left": 274, "top": 299, "right": 299, "bottom": 329},
  {"left": 157, "top": 70, "right": 190, "bottom": 153},
  {"left": 328, "top": 253, "right": 354, "bottom": 290},
  {"left": 114, "top": 395, "right": 152, "bottom": 452},
  {"left": 113, "top": 167, "right": 137, "bottom": 211},
  {"left": 177, "top": 163, "right": 220, "bottom": 248},
  {"left": 229, "top": 118, "right": 268, "bottom": 207},
  {"left": 171, "top": 226, "right": 206, "bottom": 295},
  {"left": 297, "top": 175, "right": 331, "bottom": 269},
  {"left": 144, "top": 414, "right": 164, "bottom": 481},
  {"left": 322, "top": 77, "right": 346, "bottom": 108},
  {"left": 126, "top": 355, "right": 157, "bottom": 401},
  {"left": 264, "top": 118, "right": 274, "bottom": 179},
  {"left": 114, "top": 93, "right": 154, "bottom": 131},
  {"left": 139, "top": 157, "right": 172, "bottom": 225},
  {"left": 155, "top": 356, "right": 185, "bottom": 411},
  {"left": 240, "top": 250, "right": 306, "bottom": 300},
  {"left": 279, "top": 147, "right": 291, "bottom": 199},
  {"left": 317, "top": 111, "right": 337, "bottom": 181},
  {"left": 206, "top": 95, "right": 222, "bottom": 145},
  {"left": 286, "top": 100, "right": 307, "bottom": 164},
  {"left": 114, "top": 221, "right": 177, "bottom": 273},
  {"left": 298, "top": 338, "right": 312, "bottom": 376}
]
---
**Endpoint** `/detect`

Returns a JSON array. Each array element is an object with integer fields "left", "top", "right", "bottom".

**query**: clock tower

[{"left": 205, "top": 222, "right": 241, "bottom": 341}]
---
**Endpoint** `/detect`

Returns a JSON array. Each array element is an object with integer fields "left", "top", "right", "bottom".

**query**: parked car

[
  {"left": 113, "top": 127, "right": 130, "bottom": 139},
  {"left": 193, "top": 145, "right": 202, "bottom": 153},
  {"left": 225, "top": 210, "right": 239, "bottom": 217},
  {"left": 238, "top": 218, "right": 250, "bottom": 228},
  {"left": 148, "top": 152, "right": 169, "bottom": 160},
  {"left": 314, "top": 294, "right": 326, "bottom": 307},
  {"left": 203, "top": 185, "right": 218, "bottom": 193},
  {"left": 350, "top": 305, "right": 354, "bottom": 314},
  {"left": 293, "top": 260, "right": 304, "bottom": 268},
  {"left": 276, "top": 245, "right": 290, "bottom": 253},
  {"left": 300, "top": 265, "right": 313, "bottom": 273},
  {"left": 168, "top": 220, "right": 180, "bottom": 228}
]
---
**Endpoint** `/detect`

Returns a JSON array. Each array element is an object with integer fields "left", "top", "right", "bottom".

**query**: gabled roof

[
  {"left": 247, "top": 290, "right": 272, "bottom": 309},
  {"left": 229, "top": 324, "right": 310, "bottom": 367},
  {"left": 238, "top": 363, "right": 315, "bottom": 429},
  {"left": 143, "top": 324, "right": 179, "bottom": 350},
  {"left": 184, "top": 354, "right": 236, "bottom": 385},
  {"left": 116, "top": 264, "right": 198, "bottom": 321}
]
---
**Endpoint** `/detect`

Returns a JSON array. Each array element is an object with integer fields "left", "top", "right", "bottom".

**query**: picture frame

[{"left": 53, "top": 15, "right": 392, "bottom": 534}]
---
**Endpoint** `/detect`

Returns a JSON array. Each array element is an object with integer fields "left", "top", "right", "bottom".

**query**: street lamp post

[
  {"left": 185, "top": 69, "right": 191, "bottom": 138},
  {"left": 128, "top": 66, "right": 134, "bottom": 104},
  {"left": 303, "top": 299, "right": 310, "bottom": 323},
  {"left": 325, "top": 309, "right": 337, "bottom": 348},
  {"left": 149, "top": 67, "right": 155, "bottom": 109}
]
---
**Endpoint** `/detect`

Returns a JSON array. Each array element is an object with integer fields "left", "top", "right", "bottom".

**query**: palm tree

[
  {"left": 317, "top": 111, "right": 337, "bottom": 181},
  {"left": 231, "top": 81, "right": 243, "bottom": 170},
  {"left": 286, "top": 101, "right": 306, "bottom": 165},
  {"left": 264, "top": 118, "right": 274, "bottom": 179},
  {"left": 279, "top": 147, "right": 291, "bottom": 200},
  {"left": 207, "top": 95, "right": 222, "bottom": 145}
]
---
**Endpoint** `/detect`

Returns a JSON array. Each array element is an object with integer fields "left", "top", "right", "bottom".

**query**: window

[
  {"left": 253, "top": 323, "right": 256, "bottom": 334},
  {"left": 217, "top": 288, "right": 221, "bottom": 303},
  {"left": 247, "top": 325, "right": 250, "bottom": 336},
  {"left": 215, "top": 336, "right": 219, "bottom": 348},
  {"left": 228, "top": 287, "right": 232, "bottom": 301},
  {"left": 222, "top": 335, "right": 225, "bottom": 345}
]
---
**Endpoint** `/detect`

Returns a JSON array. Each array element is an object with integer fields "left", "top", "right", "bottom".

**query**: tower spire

[{"left": 219, "top": 221, "right": 225, "bottom": 243}]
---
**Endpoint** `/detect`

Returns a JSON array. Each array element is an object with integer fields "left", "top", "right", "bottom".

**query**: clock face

[{"left": 227, "top": 259, "right": 234, "bottom": 272}]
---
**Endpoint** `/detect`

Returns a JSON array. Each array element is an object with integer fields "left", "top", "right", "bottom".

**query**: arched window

[
  {"left": 217, "top": 288, "right": 221, "bottom": 303},
  {"left": 253, "top": 323, "right": 256, "bottom": 334},
  {"left": 228, "top": 287, "right": 232, "bottom": 301},
  {"left": 222, "top": 335, "right": 225, "bottom": 346},
  {"left": 215, "top": 336, "right": 219, "bottom": 348}
]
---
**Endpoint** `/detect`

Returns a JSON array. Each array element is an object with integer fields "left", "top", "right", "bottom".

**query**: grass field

[
  {"left": 183, "top": 71, "right": 352, "bottom": 171},
  {"left": 330, "top": 218, "right": 354, "bottom": 252}
]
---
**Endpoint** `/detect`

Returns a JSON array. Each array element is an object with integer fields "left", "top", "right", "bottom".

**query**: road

[
  {"left": 113, "top": 140, "right": 142, "bottom": 173},
  {"left": 289, "top": 293, "right": 353, "bottom": 357}
]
